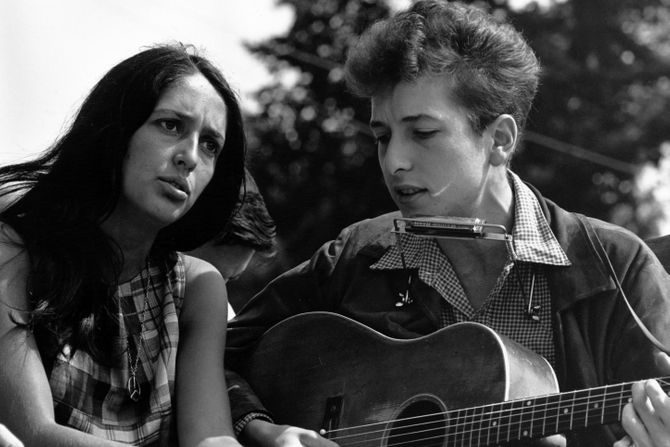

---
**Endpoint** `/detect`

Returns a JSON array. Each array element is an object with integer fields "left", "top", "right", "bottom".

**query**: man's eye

[
  {"left": 374, "top": 134, "right": 390, "bottom": 146},
  {"left": 414, "top": 129, "right": 437, "bottom": 139}
]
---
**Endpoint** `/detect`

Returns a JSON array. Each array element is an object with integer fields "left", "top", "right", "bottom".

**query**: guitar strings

[
  {"left": 326, "top": 399, "right": 649, "bottom": 446},
  {"left": 326, "top": 395, "right": 621, "bottom": 442},
  {"left": 322, "top": 377, "right": 670, "bottom": 446},
  {"left": 328, "top": 393, "right": 610, "bottom": 446},
  {"left": 328, "top": 414, "right": 447, "bottom": 442},
  {"left": 327, "top": 401, "right": 632, "bottom": 447}
]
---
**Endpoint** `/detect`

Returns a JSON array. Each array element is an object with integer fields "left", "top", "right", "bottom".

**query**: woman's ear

[{"left": 487, "top": 114, "right": 518, "bottom": 167}]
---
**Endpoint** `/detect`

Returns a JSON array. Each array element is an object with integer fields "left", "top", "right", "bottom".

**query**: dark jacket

[
  {"left": 645, "top": 235, "right": 670, "bottom": 273},
  {"left": 226, "top": 186, "right": 670, "bottom": 446}
]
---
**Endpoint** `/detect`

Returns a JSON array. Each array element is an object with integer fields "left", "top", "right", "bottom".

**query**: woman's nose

[{"left": 174, "top": 136, "right": 198, "bottom": 172}]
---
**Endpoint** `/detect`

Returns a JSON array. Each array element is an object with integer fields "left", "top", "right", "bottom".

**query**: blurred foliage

[
  {"left": 244, "top": 0, "right": 394, "bottom": 266},
  {"left": 228, "top": 0, "right": 670, "bottom": 307},
  {"left": 510, "top": 0, "right": 670, "bottom": 236}
]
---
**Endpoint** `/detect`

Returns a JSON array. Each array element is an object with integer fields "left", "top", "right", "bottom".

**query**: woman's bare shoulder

[
  {"left": 181, "top": 253, "right": 226, "bottom": 289},
  {"left": 179, "top": 253, "right": 228, "bottom": 326}
]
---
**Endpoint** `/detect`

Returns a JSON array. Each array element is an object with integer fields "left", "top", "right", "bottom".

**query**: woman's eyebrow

[{"left": 153, "top": 108, "right": 225, "bottom": 140}]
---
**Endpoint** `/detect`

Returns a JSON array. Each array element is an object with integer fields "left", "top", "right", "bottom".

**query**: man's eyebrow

[
  {"left": 370, "top": 114, "right": 437, "bottom": 128},
  {"left": 369, "top": 119, "right": 386, "bottom": 129},
  {"left": 401, "top": 114, "right": 438, "bottom": 123}
]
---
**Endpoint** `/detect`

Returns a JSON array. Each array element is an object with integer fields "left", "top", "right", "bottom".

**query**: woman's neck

[
  {"left": 100, "top": 214, "right": 158, "bottom": 282},
  {"left": 119, "top": 251, "right": 152, "bottom": 282}
]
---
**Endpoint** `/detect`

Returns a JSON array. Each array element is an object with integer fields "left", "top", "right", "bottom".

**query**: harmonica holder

[
  {"left": 393, "top": 216, "right": 514, "bottom": 257},
  {"left": 391, "top": 216, "right": 516, "bottom": 308}
]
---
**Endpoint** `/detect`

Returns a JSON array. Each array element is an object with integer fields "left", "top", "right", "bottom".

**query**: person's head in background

[{"left": 189, "top": 169, "right": 277, "bottom": 283}]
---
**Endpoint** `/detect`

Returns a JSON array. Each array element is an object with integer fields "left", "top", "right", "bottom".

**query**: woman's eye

[
  {"left": 158, "top": 119, "right": 180, "bottom": 133},
  {"left": 201, "top": 139, "right": 222, "bottom": 157}
]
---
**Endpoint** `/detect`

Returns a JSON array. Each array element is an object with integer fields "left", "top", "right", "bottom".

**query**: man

[
  {"left": 225, "top": 2, "right": 670, "bottom": 446},
  {"left": 645, "top": 235, "right": 670, "bottom": 274},
  {"left": 188, "top": 169, "right": 277, "bottom": 317}
]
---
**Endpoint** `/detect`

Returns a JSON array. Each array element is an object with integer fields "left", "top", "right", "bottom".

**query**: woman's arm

[
  {"left": 0, "top": 226, "right": 125, "bottom": 447},
  {"left": 0, "top": 423, "right": 23, "bottom": 447},
  {"left": 178, "top": 255, "right": 241, "bottom": 447},
  {"left": 224, "top": 226, "right": 359, "bottom": 447}
]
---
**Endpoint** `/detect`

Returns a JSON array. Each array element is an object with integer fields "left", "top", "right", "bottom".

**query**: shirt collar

[{"left": 508, "top": 171, "right": 570, "bottom": 265}]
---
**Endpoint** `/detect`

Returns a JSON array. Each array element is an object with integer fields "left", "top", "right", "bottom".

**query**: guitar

[{"left": 236, "top": 311, "right": 669, "bottom": 446}]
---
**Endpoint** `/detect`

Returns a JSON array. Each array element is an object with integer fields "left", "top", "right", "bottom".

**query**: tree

[
  {"left": 244, "top": 0, "right": 395, "bottom": 267},
  {"left": 228, "top": 0, "right": 670, "bottom": 305},
  {"left": 509, "top": 0, "right": 670, "bottom": 237}
]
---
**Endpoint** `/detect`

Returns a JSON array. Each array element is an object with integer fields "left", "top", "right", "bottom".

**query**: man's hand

[{"left": 615, "top": 352, "right": 670, "bottom": 447}]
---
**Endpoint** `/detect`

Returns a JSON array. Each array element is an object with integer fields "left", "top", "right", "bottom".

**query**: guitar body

[{"left": 238, "top": 312, "right": 559, "bottom": 446}]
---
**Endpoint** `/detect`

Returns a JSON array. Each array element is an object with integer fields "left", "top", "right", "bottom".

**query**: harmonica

[{"left": 393, "top": 216, "right": 511, "bottom": 242}]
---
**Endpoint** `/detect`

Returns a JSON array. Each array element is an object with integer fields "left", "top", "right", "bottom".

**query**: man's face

[{"left": 370, "top": 76, "right": 492, "bottom": 218}]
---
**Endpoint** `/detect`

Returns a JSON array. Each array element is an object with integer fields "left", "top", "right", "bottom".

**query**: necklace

[{"left": 126, "top": 259, "right": 151, "bottom": 402}]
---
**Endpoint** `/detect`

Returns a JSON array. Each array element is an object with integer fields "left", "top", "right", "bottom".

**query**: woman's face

[{"left": 116, "top": 72, "right": 228, "bottom": 230}]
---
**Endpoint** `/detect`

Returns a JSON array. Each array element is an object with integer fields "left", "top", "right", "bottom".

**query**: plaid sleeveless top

[{"left": 48, "top": 252, "right": 185, "bottom": 446}]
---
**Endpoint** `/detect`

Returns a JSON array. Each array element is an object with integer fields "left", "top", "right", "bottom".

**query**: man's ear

[{"left": 487, "top": 114, "right": 518, "bottom": 167}]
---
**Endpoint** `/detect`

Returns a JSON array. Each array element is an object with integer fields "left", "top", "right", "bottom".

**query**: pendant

[
  {"left": 127, "top": 374, "right": 141, "bottom": 402},
  {"left": 395, "top": 274, "right": 413, "bottom": 308},
  {"left": 395, "top": 290, "right": 413, "bottom": 307}
]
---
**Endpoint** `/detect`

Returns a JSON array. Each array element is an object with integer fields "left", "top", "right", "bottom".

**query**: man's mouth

[{"left": 395, "top": 186, "right": 426, "bottom": 197}]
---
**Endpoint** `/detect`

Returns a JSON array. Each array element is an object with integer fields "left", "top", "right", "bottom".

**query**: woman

[
  {"left": 0, "top": 423, "right": 22, "bottom": 447},
  {"left": 0, "top": 44, "right": 244, "bottom": 447}
]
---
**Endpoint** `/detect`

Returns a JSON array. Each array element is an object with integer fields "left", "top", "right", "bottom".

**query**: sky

[
  {"left": 0, "top": 0, "right": 552, "bottom": 167},
  {"left": 0, "top": 0, "right": 295, "bottom": 165}
]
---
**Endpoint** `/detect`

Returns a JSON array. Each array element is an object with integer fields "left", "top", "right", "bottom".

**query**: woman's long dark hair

[{"left": 0, "top": 44, "right": 246, "bottom": 365}]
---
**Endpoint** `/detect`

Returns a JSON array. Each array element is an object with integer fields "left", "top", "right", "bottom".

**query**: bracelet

[{"left": 233, "top": 411, "right": 274, "bottom": 437}]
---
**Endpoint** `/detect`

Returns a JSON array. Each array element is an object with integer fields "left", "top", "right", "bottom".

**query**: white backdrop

[{"left": 0, "top": 0, "right": 293, "bottom": 165}]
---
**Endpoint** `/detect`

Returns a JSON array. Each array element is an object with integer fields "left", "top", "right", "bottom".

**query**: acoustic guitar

[{"left": 236, "top": 311, "right": 668, "bottom": 446}]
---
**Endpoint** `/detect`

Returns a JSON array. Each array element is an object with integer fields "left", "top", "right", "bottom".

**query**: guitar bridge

[{"left": 319, "top": 395, "right": 343, "bottom": 439}]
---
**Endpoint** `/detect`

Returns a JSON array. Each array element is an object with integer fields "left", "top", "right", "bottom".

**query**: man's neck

[{"left": 438, "top": 237, "right": 511, "bottom": 310}]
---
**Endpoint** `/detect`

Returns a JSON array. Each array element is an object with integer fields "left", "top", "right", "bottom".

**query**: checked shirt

[
  {"left": 48, "top": 253, "right": 185, "bottom": 446},
  {"left": 371, "top": 172, "right": 571, "bottom": 367}
]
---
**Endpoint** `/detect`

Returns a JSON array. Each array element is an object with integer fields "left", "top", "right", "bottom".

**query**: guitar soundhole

[{"left": 386, "top": 399, "right": 447, "bottom": 447}]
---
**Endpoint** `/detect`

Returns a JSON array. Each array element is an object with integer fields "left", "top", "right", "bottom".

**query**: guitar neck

[{"left": 449, "top": 377, "right": 670, "bottom": 445}]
